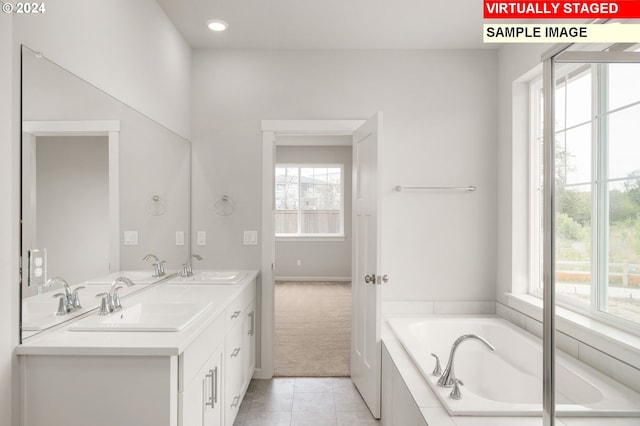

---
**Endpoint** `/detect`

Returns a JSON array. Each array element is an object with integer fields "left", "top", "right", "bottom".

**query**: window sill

[
  {"left": 504, "top": 292, "right": 640, "bottom": 369},
  {"left": 276, "top": 235, "right": 345, "bottom": 242}
]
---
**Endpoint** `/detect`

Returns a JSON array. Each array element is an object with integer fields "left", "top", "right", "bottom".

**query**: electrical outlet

[
  {"left": 28, "top": 248, "right": 47, "bottom": 288},
  {"left": 176, "top": 231, "right": 184, "bottom": 246},
  {"left": 297, "top": 259, "right": 302, "bottom": 267}
]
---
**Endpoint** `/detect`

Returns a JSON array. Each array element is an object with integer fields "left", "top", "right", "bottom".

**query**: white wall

[
  {"left": 275, "top": 142, "right": 352, "bottom": 279},
  {"left": 36, "top": 136, "right": 110, "bottom": 286},
  {"left": 496, "top": 43, "right": 551, "bottom": 305},
  {"left": 191, "top": 49, "right": 498, "bottom": 302},
  {"left": 13, "top": 0, "right": 191, "bottom": 138},
  {"left": 1, "top": 2, "right": 191, "bottom": 423}
]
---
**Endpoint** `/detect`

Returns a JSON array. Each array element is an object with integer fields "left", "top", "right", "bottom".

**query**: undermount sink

[
  {"left": 169, "top": 270, "right": 247, "bottom": 285},
  {"left": 68, "top": 301, "right": 212, "bottom": 332}
]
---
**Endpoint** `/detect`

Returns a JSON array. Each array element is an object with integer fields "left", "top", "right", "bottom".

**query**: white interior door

[{"left": 351, "top": 112, "right": 382, "bottom": 418}]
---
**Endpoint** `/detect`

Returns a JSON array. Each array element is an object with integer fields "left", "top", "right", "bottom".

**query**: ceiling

[{"left": 156, "top": 0, "right": 491, "bottom": 50}]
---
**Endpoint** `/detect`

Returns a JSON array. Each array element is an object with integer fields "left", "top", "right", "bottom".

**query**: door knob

[
  {"left": 364, "top": 274, "right": 376, "bottom": 284},
  {"left": 379, "top": 274, "right": 389, "bottom": 283}
]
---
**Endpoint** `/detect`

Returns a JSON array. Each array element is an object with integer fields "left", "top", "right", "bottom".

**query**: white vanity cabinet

[
  {"left": 223, "top": 285, "right": 256, "bottom": 426},
  {"left": 18, "top": 274, "right": 258, "bottom": 426}
]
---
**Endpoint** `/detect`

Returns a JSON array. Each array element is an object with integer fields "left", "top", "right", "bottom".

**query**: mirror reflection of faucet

[
  {"left": 143, "top": 254, "right": 166, "bottom": 277},
  {"left": 181, "top": 254, "right": 203, "bottom": 278},
  {"left": 45, "top": 277, "right": 85, "bottom": 316}
]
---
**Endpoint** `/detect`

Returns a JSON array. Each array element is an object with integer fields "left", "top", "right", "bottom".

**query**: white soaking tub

[{"left": 386, "top": 316, "right": 640, "bottom": 417}]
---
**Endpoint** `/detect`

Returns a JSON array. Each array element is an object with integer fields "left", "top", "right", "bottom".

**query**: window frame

[
  {"left": 528, "top": 56, "right": 640, "bottom": 334},
  {"left": 274, "top": 163, "right": 345, "bottom": 240}
]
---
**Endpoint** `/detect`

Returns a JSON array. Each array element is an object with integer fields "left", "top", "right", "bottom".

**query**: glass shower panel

[{"left": 548, "top": 47, "right": 640, "bottom": 426}]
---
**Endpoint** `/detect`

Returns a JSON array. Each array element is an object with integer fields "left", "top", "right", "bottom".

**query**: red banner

[{"left": 484, "top": 1, "right": 640, "bottom": 19}]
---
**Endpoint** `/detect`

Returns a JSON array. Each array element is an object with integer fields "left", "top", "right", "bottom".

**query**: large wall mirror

[{"left": 20, "top": 45, "right": 191, "bottom": 340}]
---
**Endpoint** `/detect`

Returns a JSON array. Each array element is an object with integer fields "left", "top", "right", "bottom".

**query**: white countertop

[{"left": 16, "top": 270, "right": 259, "bottom": 357}]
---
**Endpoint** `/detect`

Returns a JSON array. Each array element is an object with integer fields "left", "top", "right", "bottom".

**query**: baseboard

[
  {"left": 252, "top": 368, "right": 272, "bottom": 380},
  {"left": 275, "top": 276, "right": 351, "bottom": 282}
]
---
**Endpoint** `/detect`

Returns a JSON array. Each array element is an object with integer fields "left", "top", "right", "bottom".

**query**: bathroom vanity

[{"left": 17, "top": 271, "right": 258, "bottom": 426}]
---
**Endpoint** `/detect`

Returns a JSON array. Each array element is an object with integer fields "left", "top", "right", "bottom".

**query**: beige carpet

[{"left": 274, "top": 281, "right": 351, "bottom": 377}]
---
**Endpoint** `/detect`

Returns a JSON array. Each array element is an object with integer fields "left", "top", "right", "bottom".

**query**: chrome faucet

[
  {"left": 96, "top": 276, "right": 135, "bottom": 315},
  {"left": 437, "top": 334, "right": 496, "bottom": 388},
  {"left": 143, "top": 254, "right": 165, "bottom": 277},
  {"left": 45, "top": 277, "right": 85, "bottom": 316},
  {"left": 110, "top": 276, "right": 134, "bottom": 311},
  {"left": 181, "top": 253, "right": 203, "bottom": 277}
]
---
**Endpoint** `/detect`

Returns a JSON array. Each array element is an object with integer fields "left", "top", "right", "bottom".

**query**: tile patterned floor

[{"left": 234, "top": 377, "right": 381, "bottom": 426}]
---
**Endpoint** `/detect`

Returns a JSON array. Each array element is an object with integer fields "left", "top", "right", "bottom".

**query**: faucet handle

[
  {"left": 450, "top": 378, "right": 464, "bottom": 400},
  {"left": 52, "top": 293, "right": 69, "bottom": 316},
  {"left": 70, "top": 286, "right": 85, "bottom": 309},
  {"left": 111, "top": 285, "right": 124, "bottom": 310},
  {"left": 95, "top": 292, "right": 112, "bottom": 316},
  {"left": 430, "top": 353, "right": 442, "bottom": 376},
  {"left": 181, "top": 263, "right": 188, "bottom": 277},
  {"left": 151, "top": 262, "right": 161, "bottom": 277},
  {"left": 158, "top": 260, "right": 166, "bottom": 276}
]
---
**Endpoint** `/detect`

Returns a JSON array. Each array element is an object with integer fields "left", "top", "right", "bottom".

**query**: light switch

[
  {"left": 176, "top": 231, "right": 185, "bottom": 246},
  {"left": 124, "top": 231, "right": 138, "bottom": 246},
  {"left": 243, "top": 231, "right": 258, "bottom": 245},
  {"left": 197, "top": 231, "right": 207, "bottom": 246}
]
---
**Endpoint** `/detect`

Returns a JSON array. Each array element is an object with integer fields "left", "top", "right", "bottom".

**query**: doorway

[
  {"left": 272, "top": 139, "right": 353, "bottom": 376},
  {"left": 260, "top": 116, "right": 383, "bottom": 418}
]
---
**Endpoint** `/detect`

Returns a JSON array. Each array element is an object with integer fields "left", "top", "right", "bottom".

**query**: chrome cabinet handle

[
  {"left": 231, "top": 395, "right": 241, "bottom": 407},
  {"left": 248, "top": 311, "right": 255, "bottom": 336},
  {"left": 231, "top": 310, "right": 241, "bottom": 319},
  {"left": 231, "top": 347, "right": 241, "bottom": 357},
  {"left": 205, "top": 366, "right": 218, "bottom": 408},
  {"left": 212, "top": 367, "right": 218, "bottom": 404},
  {"left": 364, "top": 274, "right": 376, "bottom": 284}
]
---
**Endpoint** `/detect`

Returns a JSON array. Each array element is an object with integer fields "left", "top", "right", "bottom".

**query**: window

[
  {"left": 275, "top": 165, "right": 344, "bottom": 238},
  {"left": 530, "top": 49, "right": 640, "bottom": 328}
]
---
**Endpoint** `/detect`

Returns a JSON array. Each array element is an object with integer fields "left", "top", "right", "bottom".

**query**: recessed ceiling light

[{"left": 207, "top": 20, "right": 228, "bottom": 32}]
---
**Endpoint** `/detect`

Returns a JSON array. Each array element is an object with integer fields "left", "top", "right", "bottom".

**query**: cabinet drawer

[
  {"left": 224, "top": 279, "right": 256, "bottom": 330},
  {"left": 179, "top": 314, "right": 225, "bottom": 393}
]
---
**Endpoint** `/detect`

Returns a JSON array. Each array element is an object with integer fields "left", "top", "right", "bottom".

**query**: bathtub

[{"left": 386, "top": 315, "right": 640, "bottom": 417}]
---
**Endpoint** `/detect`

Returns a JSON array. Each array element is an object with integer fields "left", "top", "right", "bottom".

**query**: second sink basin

[
  {"left": 68, "top": 301, "right": 212, "bottom": 332},
  {"left": 169, "top": 270, "right": 247, "bottom": 285}
]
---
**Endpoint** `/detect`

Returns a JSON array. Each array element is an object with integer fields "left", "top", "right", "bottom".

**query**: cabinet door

[{"left": 182, "top": 348, "right": 223, "bottom": 426}]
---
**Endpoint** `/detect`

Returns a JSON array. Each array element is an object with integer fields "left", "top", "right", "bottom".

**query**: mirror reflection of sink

[
  {"left": 169, "top": 270, "right": 247, "bottom": 285},
  {"left": 21, "top": 300, "right": 68, "bottom": 330},
  {"left": 68, "top": 301, "right": 212, "bottom": 332},
  {"left": 83, "top": 270, "right": 169, "bottom": 285}
]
